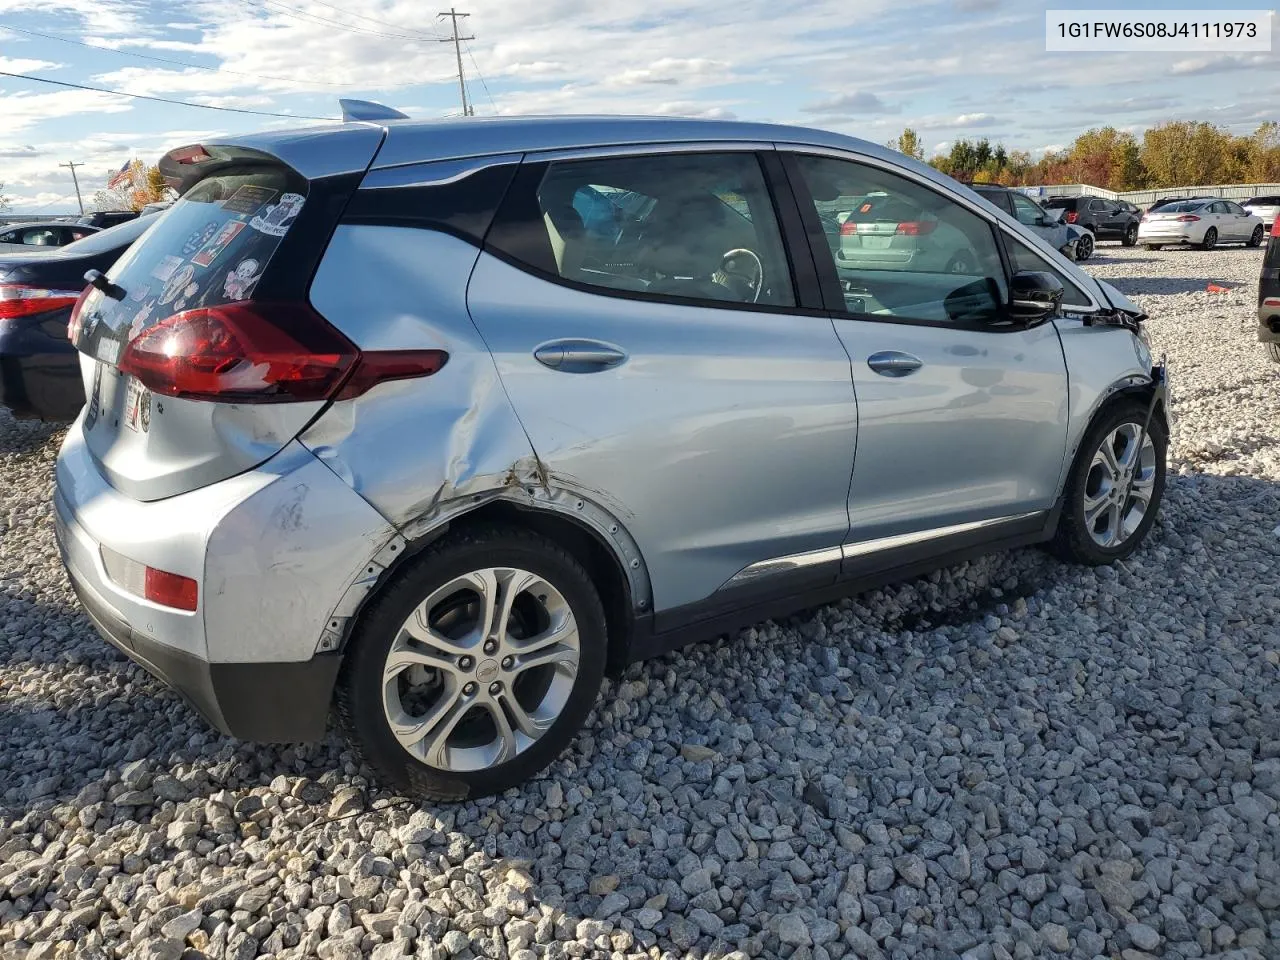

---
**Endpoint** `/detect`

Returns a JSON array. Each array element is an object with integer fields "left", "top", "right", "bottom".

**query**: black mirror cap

[{"left": 1009, "top": 270, "right": 1064, "bottom": 321}]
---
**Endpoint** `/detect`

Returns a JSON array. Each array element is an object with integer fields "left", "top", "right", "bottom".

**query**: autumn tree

[
  {"left": 92, "top": 159, "right": 170, "bottom": 212},
  {"left": 887, "top": 128, "right": 924, "bottom": 161},
  {"left": 1141, "top": 121, "right": 1234, "bottom": 188},
  {"left": 1064, "top": 127, "right": 1145, "bottom": 191}
]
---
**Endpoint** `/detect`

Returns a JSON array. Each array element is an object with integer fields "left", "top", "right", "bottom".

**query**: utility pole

[
  {"left": 60, "top": 161, "right": 85, "bottom": 215},
  {"left": 437, "top": 8, "right": 474, "bottom": 117}
]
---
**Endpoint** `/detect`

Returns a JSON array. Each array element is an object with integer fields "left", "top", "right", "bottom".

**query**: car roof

[{"left": 1, "top": 220, "right": 93, "bottom": 230}]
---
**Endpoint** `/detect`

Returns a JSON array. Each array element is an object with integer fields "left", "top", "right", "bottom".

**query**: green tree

[
  {"left": 1141, "top": 121, "right": 1232, "bottom": 188},
  {"left": 887, "top": 127, "right": 924, "bottom": 161}
]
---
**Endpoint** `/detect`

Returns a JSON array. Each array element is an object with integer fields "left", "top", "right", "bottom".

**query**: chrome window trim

[
  {"left": 359, "top": 153, "right": 523, "bottom": 190},
  {"left": 774, "top": 141, "right": 1105, "bottom": 313},
  {"left": 721, "top": 510, "right": 1046, "bottom": 589},
  {"left": 523, "top": 140, "right": 775, "bottom": 163}
]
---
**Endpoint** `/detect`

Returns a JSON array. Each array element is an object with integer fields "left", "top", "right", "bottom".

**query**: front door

[
  {"left": 467, "top": 148, "right": 858, "bottom": 614},
  {"left": 784, "top": 152, "right": 1069, "bottom": 549}
]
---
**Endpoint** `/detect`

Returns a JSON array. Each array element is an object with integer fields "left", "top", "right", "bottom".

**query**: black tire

[
  {"left": 1145, "top": 244, "right": 1163, "bottom": 251},
  {"left": 1076, "top": 232, "right": 1094, "bottom": 260},
  {"left": 1049, "top": 400, "right": 1168, "bottom": 566},
  {"left": 1267, "top": 342, "right": 1280, "bottom": 364},
  {"left": 1123, "top": 223, "right": 1138, "bottom": 247},
  {"left": 1200, "top": 227, "right": 1218, "bottom": 250},
  {"left": 1249, "top": 225, "right": 1265, "bottom": 248},
  {"left": 945, "top": 251, "right": 974, "bottom": 274},
  {"left": 336, "top": 525, "right": 607, "bottom": 800}
]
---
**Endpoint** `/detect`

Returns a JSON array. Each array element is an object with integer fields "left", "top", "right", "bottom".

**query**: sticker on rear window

[
  {"left": 159, "top": 264, "right": 195, "bottom": 305},
  {"left": 151, "top": 255, "right": 184, "bottom": 282},
  {"left": 250, "top": 192, "right": 304, "bottom": 237},
  {"left": 182, "top": 222, "right": 219, "bottom": 256},
  {"left": 129, "top": 303, "right": 155, "bottom": 338},
  {"left": 223, "top": 258, "right": 263, "bottom": 300},
  {"left": 192, "top": 221, "right": 245, "bottom": 268},
  {"left": 96, "top": 337, "right": 121, "bottom": 365},
  {"left": 129, "top": 282, "right": 151, "bottom": 303},
  {"left": 221, "top": 185, "right": 277, "bottom": 216}
]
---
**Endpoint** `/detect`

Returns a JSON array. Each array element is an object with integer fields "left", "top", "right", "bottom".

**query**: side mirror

[{"left": 1009, "top": 270, "right": 1063, "bottom": 321}]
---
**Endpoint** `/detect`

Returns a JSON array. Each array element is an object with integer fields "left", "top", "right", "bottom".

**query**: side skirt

[{"left": 626, "top": 508, "right": 1057, "bottom": 664}]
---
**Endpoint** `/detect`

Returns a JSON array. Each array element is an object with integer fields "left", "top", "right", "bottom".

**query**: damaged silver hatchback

[{"left": 54, "top": 102, "right": 1169, "bottom": 799}]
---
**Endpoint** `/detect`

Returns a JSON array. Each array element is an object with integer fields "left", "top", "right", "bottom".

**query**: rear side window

[
  {"left": 90, "top": 166, "right": 307, "bottom": 342},
  {"left": 1044, "top": 198, "right": 1077, "bottom": 210},
  {"left": 489, "top": 152, "right": 795, "bottom": 308}
]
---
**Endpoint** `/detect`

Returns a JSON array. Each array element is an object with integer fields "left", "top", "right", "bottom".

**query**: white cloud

[
  {"left": 0, "top": 88, "right": 134, "bottom": 136},
  {"left": 801, "top": 91, "right": 897, "bottom": 116},
  {"left": 0, "top": 55, "right": 63, "bottom": 73}
]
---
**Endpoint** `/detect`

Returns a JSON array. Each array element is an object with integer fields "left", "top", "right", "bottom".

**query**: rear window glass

[
  {"left": 1043, "top": 198, "right": 1078, "bottom": 209},
  {"left": 84, "top": 166, "right": 306, "bottom": 346},
  {"left": 1162, "top": 202, "right": 1204, "bottom": 213}
]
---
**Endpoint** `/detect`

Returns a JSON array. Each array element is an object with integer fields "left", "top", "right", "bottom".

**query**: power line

[
  {"left": 437, "top": 8, "right": 474, "bottom": 117},
  {"left": 463, "top": 40, "right": 496, "bottom": 115},
  {"left": 3, "top": 24, "right": 352, "bottom": 87},
  {"left": 301, "top": 0, "right": 450, "bottom": 36},
  {"left": 59, "top": 161, "right": 85, "bottom": 214},
  {"left": 0, "top": 70, "right": 339, "bottom": 121},
  {"left": 240, "top": 0, "right": 447, "bottom": 42}
]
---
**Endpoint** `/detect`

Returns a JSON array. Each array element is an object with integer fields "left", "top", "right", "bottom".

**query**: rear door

[
  {"left": 783, "top": 151, "right": 1069, "bottom": 551},
  {"left": 468, "top": 146, "right": 858, "bottom": 616},
  {"left": 70, "top": 135, "right": 384, "bottom": 501}
]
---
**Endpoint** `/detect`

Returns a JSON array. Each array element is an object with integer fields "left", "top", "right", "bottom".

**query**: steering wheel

[{"left": 716, "top": 248, "right": 764, "bottom": 303}]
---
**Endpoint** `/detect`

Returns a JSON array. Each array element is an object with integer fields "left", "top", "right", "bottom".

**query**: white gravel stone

[{"left": 1, "top": 246, "right": 1278, "bottom": 958}]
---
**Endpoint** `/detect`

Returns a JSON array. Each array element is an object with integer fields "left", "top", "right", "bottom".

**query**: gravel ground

[{"left": 1, "top": 244, "right": 1278, "bottom": 960}]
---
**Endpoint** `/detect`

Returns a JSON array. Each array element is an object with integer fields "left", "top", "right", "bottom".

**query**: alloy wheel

[
  {"left": 1077, "top": 233, "right": 1094, "bottom": 259},
  {"left": 381, "top": 567, "right": 581, "bottom": 772},
  {"left": 1082, "top": 422, "right": 1157, "bottom": 548}
]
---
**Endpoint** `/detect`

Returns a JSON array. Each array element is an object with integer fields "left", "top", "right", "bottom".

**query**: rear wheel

[
  {"left": 1249, "top": 225, "right": 1265, "bottom": 247},
  {"left": 1123, "top": 223, "right": 1138, "bottom": 246},
  {"left": 1050, "top": 400, "right": 1167, "bottom": 566},
  {"left": 337, "top": 525, "right": 607, "bottom": 800},
  {"left": 1200, "top": 227, "right": 1218, "bottom": 250},
  {"left": 1075, "top": 231, "right": 1094, "bottom": 260},
  {"left": 1267, "top": 342, "right": 1280, "bottom": 363}
]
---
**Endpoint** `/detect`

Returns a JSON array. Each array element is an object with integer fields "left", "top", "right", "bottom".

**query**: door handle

[
  {"left": 534, "top": 339, "right": 628, "bottom": 373},
  {"left": 867, "top": 350, "right": 923, "bottom": 377}
]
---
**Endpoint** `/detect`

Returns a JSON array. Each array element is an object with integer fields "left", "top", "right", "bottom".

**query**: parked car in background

[
  {"left": 1139, "top": 199, "right": 1264, "bottom": 250},
  {"left": 78, "top": 210, "right": 139, "bottom": 229},
  {"left": 1243, "top": 195, "right": 1280, "bottom": 229},
  {"left": 1044, "top": 196, "right": 1141, "bottom": 246},
  {"left": 1258, "top": 219, "right": 1280, "bottom": 362},
  {"left": 970, "top": 184, "right": 1087, "bottom": 259},
  {"left": 0, "top": 216, "right": 156, "bottom": 420},
  {"left": 1117, "top": 200, "right": 1143, "bottom": 218},
  {"left": 0, "top": 221, "right": 98, "bottom": 253},
  {"left": 836, "top": 192, "right": 983, "bottom": 273},
  {"left": 1147, "top": 196, "right": 1215, "bottom": 213},
  {"left": 54, "top": 111, "right": 1169, "bottom": 799}
]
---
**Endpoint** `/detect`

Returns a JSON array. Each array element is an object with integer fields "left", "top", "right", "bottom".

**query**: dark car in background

[
  {"left": 969, "top": 184, "right": 1088, "bottom": 259},
  {"left": 78, "top": 210, "right": 139, "bottom": 229},
  {"left": 0, "top": 216, "right": 156, "bottom": 420},
  {"left": 1259, "top": 219, "right": 1280, "bottom": 363},
  {"left": 0, "top": 221, "right": 98, "bottom": 253},
  {"left": 1044, "top": 196, "right": 1141, "bottom": 246}
]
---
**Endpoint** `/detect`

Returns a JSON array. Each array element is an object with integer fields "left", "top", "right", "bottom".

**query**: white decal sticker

[
  {"left": 223, "top": 258, "right": 262, "bottom": 301},
  {"left": 250, "top": 192, "right": 304, "bottom": 237},
  {"left": 123, "top": 377, "right": 144, "bottom": 432},
  {"left": 151, "top": 255, "right": 184, "bottom": 282}
]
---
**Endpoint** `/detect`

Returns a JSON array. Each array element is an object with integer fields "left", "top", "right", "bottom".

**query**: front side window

[
  {"left": 1225, "top": 201, "right": 1246, "bottom": 215},
  {"left": 1010, "top": 193, "right": 1047, "bottom": 226},
  {"left": 791, "top": 154, "right": 1006, "bottom": 326},
  {"left": 1004, "top": 234, "right": 1091, "bottom": 308},
  {"left": 497, "top": 152, "right": 795, "bottom": 308}
]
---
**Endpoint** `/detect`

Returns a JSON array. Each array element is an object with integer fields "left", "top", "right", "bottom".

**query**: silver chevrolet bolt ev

[{"left": 54, "top": 102, "right": 1169, "bottom": 799}]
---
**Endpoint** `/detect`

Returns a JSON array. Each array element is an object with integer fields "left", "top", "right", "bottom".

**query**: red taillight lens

[
  {"left": 1066, "top": 211, "right": 1078, "bottom": 223},
  {"left": 145, "top": 566, "right": 198, "bottom": 611},
  {"left": 840, "top": 221, "right": 858, "bottom": 236},
  {"left": 117, "top": 300, "right": 449, "bottom": 403},
  {"left": 1175, "top": 215, "right": 1201, "bottom": 222},
  {"left": 895, "top": 221, "right": 937, "bottom": 236},
  {"left": 120, "top": 301, "right": 358, "bottom": 403},
  {"left": 1270, "top": 218, "right": 1280, "bottom": 237},
  {"left": 67, "top": 284, "right": 95, "bottom": 346},
  {"left": 0, "top": 284, "right": 83, "bottom": 321}
]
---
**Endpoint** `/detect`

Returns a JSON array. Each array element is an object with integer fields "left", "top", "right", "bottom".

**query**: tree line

[{"left": 887, "top": 122, "right": 1280, "bottom": 191}]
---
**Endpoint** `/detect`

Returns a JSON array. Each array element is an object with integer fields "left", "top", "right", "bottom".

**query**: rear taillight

[
  {"left": 67, "top": 284, "right": 95, "bottom": 346},
  {"left": 100, "top": 546, "right": 198, "bottom": 611},
  {"left": 1175, "top": 215, "right": 1201, "bottom": 222},
  {"left": 1270, "top": 218, "right": 1280, "bottom": 238},
  {"left": 1065, "top": 211, "right": 1078, "bottom": 223},
  {"left": 895, "top": 221, "right": 937, "bottom": 236},
  {"left": 117, "top": 301, "right": 448, "bottom": 403},
  {"left": 840, "top": 222, "right": 858, "bottom": 236},
  {"left": 0, "top": 284, "right": 83, "bottom": 321}
]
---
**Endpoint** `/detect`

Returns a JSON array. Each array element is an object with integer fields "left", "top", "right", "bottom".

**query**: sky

[{"left": 0, "top": 0, "right": 1277, "bottom": 213}]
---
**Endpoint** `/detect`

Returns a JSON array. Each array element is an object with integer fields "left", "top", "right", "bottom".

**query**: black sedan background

[{"left": 0, "top": 216, "right": 156, "bottom": 421}]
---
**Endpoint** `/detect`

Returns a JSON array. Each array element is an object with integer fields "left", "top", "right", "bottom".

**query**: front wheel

[
  {"left": 337, "top": 525, "right": 607, "bottom": 800},
  {"left": 1249, "top": 225, "right": 1265, "bottom": 247},
  {"left": 1123, "top": 223, "right": 1138, "bottom": 246},
  {"left": 1075, "top": 231, "right": 1095, "bottom": 260},
  {"left": 1200, "top": 227, "right": 1218, "bottom": 250},
  {"left": 1050, "top": 401, "right": 1167, "bottom": 566}
]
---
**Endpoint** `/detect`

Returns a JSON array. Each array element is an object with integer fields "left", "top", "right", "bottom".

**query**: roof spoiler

[{"left": 339, "top": 98, "right": 409, "bottom": 122}]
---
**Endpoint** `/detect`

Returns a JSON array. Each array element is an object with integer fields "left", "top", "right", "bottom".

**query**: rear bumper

[
  {"left": 54, "top": 419, "right": 399, "bottom": 742},
  {"left": 0, "top": 317, "right": 83, "bottom": 421}
]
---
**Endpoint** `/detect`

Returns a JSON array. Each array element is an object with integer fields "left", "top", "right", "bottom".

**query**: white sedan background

[{"left": 1139, "top": 199, "right": 1265, "bottom": 250}]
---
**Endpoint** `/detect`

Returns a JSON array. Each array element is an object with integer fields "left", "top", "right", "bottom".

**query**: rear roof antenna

[{"left": 339, "top": 99, "right": 410, "bottom": 122}]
